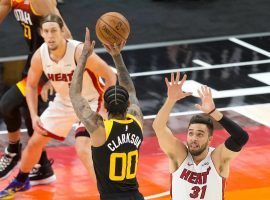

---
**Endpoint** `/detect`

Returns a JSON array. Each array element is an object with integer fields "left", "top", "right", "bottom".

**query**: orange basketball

[{"left": 95, "top": 12, "right": 130, "bottom": 45}]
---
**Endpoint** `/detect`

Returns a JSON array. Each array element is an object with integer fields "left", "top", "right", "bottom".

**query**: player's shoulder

[
  {"left": 126, "top": 113, "right": 143, "bottom": 131},
  {"left": 33, "top": 47, "right": 41, "bottom": 58},
  {"left": 31, "top": 48, "right": 43, "bottom": 63},
  {"left": 2, "top": 0, "right": 12, "bottom": 7}
]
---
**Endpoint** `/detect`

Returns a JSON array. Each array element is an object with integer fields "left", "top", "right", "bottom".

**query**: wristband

[{"left": 207, "top": 108, "right": 216, "bottom": 115}]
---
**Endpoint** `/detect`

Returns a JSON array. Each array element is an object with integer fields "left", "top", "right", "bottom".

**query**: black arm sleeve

[{"left": 218, "top": 115, "right": 249, "bottom": 152}]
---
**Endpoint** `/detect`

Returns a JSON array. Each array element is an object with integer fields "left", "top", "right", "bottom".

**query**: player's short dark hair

[
  {"left": 188, "top": 115, "right": 214, "bottom": 136},
  {"left": 40, "top": 14, "right": 64, "bottom": 29},
  {"left": 104, "top": 85, "right": 129, "bottom": 115}
]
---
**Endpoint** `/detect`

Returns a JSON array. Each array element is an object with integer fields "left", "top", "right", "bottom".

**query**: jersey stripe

[
  {"left": 85, "top": 69, "right": 104, "bottom": 112},
  {"left": 104, "top": 120, "right": 114, "bottom": 140},
  {"left": 127, "top": 113, "right": 143, "bottom": 131},
  {"left": 222, "top": 178, "right": 226, "bottom": 200},
  {"left": 16, "top": 77, "right": 27, "bottom": 96}
]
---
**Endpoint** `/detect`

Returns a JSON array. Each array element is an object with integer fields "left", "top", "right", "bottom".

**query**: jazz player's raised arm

[
  {"left": 103, "top": 42, "right": 143, "bottom": 125},
  {"left": 152, "top": 72, "right": 192, "bottom": 171},
  {"left": 74, "top": 44, "right": 116, "bottom": 92},
  {"left": 70, "top": 28, "right": 104, "bottom": 135}
]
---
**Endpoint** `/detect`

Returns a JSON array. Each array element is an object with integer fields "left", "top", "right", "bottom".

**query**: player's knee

[
  {"left": 0, "top": 91, "right": 22, "bottom": 131},
  {"left": 27, "top": 134, "right": 47, "bottom": 150},
  {"left": 0, "top": 96, "right": 10, "bottom": 117}
]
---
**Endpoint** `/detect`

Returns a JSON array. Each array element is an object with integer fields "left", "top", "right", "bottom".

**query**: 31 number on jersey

[{"left": 190, "top": 185, "right": 207, "bottom": 199}]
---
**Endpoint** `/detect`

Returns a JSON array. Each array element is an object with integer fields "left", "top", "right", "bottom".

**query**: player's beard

[{"left": 188, "top": 141, "right": 208, "bottom": 156}]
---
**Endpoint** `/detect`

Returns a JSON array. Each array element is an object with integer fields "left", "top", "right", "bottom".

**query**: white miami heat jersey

[
  {"left": 171, "top": 147, "right": 226, "bottom": 200},
  {"left": 40, "top": 39, "right": 103, "bottom": 105}
]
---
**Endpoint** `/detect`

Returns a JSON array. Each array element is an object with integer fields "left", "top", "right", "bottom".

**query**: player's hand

[
  {"left": 40, "top": 81, "right": 54, "bottom": 102},
  {"left": 32, "top": 115, "right": 47, "bottom": 135},
  {"left": 195, "top": 85, "right": 215, "bottom": 113},
  {"left": 103, "top": 40, "right": 126, "bottom": 56},
  {"left": 165, "top": 72, "right": 192, "bottom": 101},
  {"left": 82, "top": 27, "right": 95, "bottom": 58}
]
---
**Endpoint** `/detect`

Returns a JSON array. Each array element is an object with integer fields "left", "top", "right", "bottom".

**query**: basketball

[{"left": 95, "top": 12, "right": 130, "bottom": 45}]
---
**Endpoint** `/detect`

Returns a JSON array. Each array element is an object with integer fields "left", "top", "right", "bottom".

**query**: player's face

[
  {"left": 41, "top": 22, "right": 64, "bottom": 51},
  {"left": 186, "top": 124, "right": 212, "bottom": 156}
]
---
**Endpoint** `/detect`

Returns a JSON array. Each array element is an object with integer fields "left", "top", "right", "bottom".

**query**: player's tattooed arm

[
  {"left": 113, "top": 53, "right": 143, "bottom": 123},
  {"left": 103, "top": 42, "right": 143, "bottom": 124},
  {"left": 70, "top": 28, "right": 104, "bottom": 132}
]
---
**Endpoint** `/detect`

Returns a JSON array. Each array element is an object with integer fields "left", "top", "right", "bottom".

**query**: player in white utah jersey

[{"left": 153, "top": 72, "right": 249, "bottom": 200}]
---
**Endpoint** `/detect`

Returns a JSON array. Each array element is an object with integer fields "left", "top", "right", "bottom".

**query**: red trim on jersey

[
  {"left": 85, "top": 69, "right": 104, "bottom": 112},
  {"left": 76, "top": 127, "right": 86, "bottom": 133},
  {"left": 170, "top": 174, "right": 173, "bottom": 199},
  {"left": 38, "top": 125, "right": 65, "bottom": 141},
  {"left": 222, "top": 177, "right": 226, "bottom": 200},
  {"left": 12, "top": 0, "right": 31, "bottom": 11}
]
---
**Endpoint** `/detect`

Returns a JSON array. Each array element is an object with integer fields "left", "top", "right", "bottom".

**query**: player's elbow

[
  {"left": 152, "top": 120, "right": 163, "bottom": 133},
  {"left": 225, "top": 131, "right": 249, "bottom": 152},
  {"left": 241, "top": 130, "right": 249, "bottom": 146},
  {"left": 152, "top": 120, "right": 158, "bottom": 130}
]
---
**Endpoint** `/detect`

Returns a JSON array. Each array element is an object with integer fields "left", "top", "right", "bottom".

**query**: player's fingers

[
  {"left": 209, "top": 87, "right": 212, "bottom": 97},
  {"left": 85, "top": 27, "right": 90, "bottom": 41},
  {"left": 43, "top": 92, "right": 48, "bottom": 102},
  {"left": 102, "top": 43, "right": 111, "bottom": 52},
  {"left": 197, "top": 89, "right": 203, "bottom": 99},
  {"left": 123, "top": 40, "right": 126, "bottom": 46},
  {"left": 49, "top": 87, "right": 54, "bottom": 96},
  {"left": 195, "top": 104, "right": 202, "bottom": 111},
  {"left": 201, "top": 85, "right": 207, "bottom": 94},
  {"left": 175, "top": 71, "right": 180, "bottom": 83},
  {"left": 91, "top": 40, "right": 96, "bottom": 49},
  {"left": 179, "top": 74, "right": 187, "bottom": 86},
  {"left": 165, "top": 77, "right": 170, "bottom": 87},
  {"left": 171, "top": 73, "right": 175, "bottom": 84},
  {"left": 184, "top": 92, "right": 192, "bottom": 97}
]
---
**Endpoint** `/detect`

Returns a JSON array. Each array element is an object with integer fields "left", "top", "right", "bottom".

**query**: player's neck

[
  {"left": 108, "top": 112, "right": 126, "bottom": 120},
  {"left": 192, "top": 147, "right": 209, "bottom": 165},
  {"left": 49, "top": 39, "right": 67, "bottom": 63}
]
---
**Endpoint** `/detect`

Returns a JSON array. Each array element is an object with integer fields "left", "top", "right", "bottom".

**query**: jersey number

[
  {"left": 190, "top": 185, "right": 207, "bottom": 199},
  {"left": 109, "top": 150, "right": 138, "bottom": 181},
  {"left": 22, "top": 23, "right": 32, "bottom": 40}
]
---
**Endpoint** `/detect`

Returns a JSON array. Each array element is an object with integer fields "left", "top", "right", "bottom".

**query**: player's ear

[
  {"left": 208, "top": 135, "right": 213, "bottom": 142},
  {"left": 40, "top": 28, "right": 45, "bottom": 38}
]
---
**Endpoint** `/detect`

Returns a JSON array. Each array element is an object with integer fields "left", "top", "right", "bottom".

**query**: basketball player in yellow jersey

[
  {"left": 69, "top": 29, "right": 144, "bottom": 200},
  {"left": 0, "top": 0, "right": 71, "bottom": 184}
]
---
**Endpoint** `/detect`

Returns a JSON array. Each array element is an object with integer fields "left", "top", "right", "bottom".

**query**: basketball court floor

[{"left": 0, "top": 32, "right": 270, "bottom": 199}]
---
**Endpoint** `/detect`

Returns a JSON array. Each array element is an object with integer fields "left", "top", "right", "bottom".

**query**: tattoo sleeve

[
  {"left": 112, "top": 54, "right": 136, "bottom": 103},
  {"left": 112, "top": 53, "right": 143, "bottom": 123},
  {"left": 70, "top": 50, "right": 104, "bottom": 133}
]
